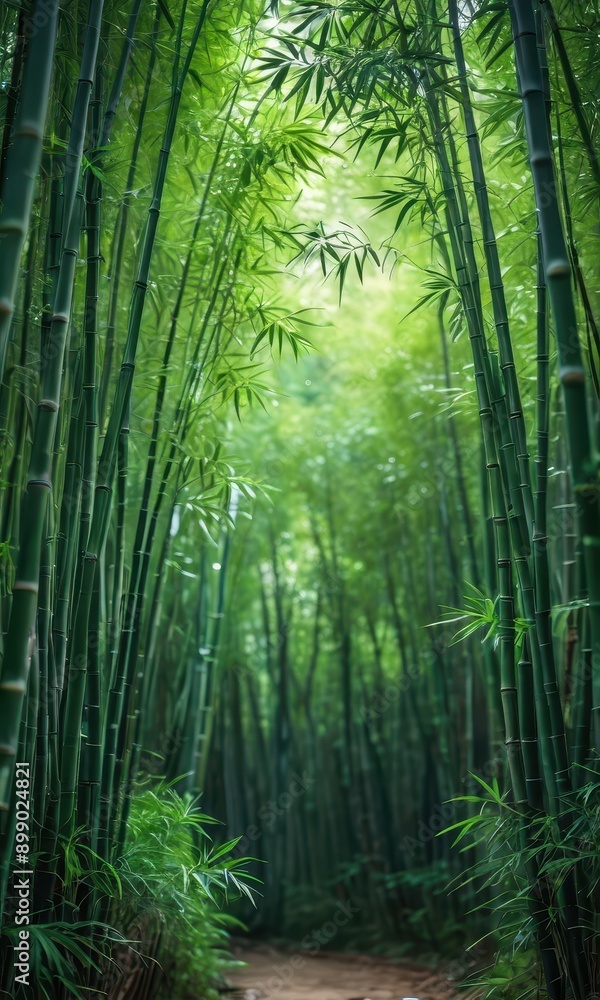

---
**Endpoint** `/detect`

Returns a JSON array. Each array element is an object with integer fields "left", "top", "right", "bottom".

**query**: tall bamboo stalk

[
  {"left": 59, "top": 0, "right": 212, "bottom": 836},
  {"left": 511, "top": 0, "right": 600, "bottom": 754},
  {"left": 0, "top": 0, "right": 58, "bottom": 382}
]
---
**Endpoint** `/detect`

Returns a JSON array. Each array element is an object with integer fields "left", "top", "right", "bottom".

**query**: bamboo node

[
  {"left": 39, "top": 398, "right": 59, "bottom": 412},
  {"left": 0, "top": 680, "right": 26, "bottom": 696},
  {"left": 0, "top": 222, "right": 24, "bottom": 237},
  {"left": 560, "top": 366, "right": 585, "bottom": 385},
  {"left": 12, "top": 580, "right": 39, "bottom": 593},
  {"left": 546, "top": 260, "right": 571, "bottom": 277},
  {"left": 16, "top": 123, "right": 43, "bottom": 140},
  {"left": 0, "top": 743, "right": 17, "bottom": 754},
  {"left": 0, "top": 298, "right": 15, "bottom": 315}
]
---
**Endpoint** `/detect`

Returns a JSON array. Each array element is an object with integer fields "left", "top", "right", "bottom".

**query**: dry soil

[{"left": 225, "top": 942, "right": 459, "bottom": 1000}]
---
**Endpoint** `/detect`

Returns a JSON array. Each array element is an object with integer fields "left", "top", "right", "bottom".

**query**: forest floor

[{"left": 224, "top": 941, "right": 459, "bottom": 1000}]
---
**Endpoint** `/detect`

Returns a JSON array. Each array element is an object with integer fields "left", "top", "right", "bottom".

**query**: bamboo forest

[{"left": 0, "top": 0, "right": 599, "bottom": 997}]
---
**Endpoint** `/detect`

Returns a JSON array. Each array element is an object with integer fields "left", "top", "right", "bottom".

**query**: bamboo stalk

[
  {"left": 0, "top": 0, "right": 58, "bottom": 381},
  {"left": 511, "top": 0, "right": 600, "bottom": 754},
  {"left": 59, "top": 0, "right": 212, "bottom": 836},
  {"left": 540, "top": 0, "right": 600, "bottom": 192}
]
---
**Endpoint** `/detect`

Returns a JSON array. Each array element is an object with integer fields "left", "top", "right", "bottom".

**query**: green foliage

[
  {"left": 440, "top": 775, "right": 600, "bottom": 998},
  {"left": 120, "top": 782, "right": 257, "bottom": 913},
  {"left": 109, "top": 781, "right": 257, "bottom": 999},
  {"left": 0, "top": 0, "right": 599, "bottom": 995},
  {"left": 2, "top": 921, "right": 120, "bottom": 1000},
  {"left": 0, "top": 786, "right": 256, "bottom": 998},
  {"left": 428, "top": 585, "right": 530, "bottom": 649}
]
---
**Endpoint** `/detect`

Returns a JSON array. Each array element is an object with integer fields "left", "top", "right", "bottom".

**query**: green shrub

[{"left": 109, "top": 780, "right": 258, "bottom": 999}]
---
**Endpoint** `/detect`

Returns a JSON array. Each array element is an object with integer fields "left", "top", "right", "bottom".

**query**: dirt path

[{"left": 225, "top": 942, "right": 458, "bottom": 1000}]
